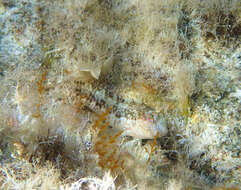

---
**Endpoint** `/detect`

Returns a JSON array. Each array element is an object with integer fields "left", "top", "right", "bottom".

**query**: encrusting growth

[
  {"left": 32, "top": 72, "right": 47, "bottom": 119},
  {"left": 145, "top": 132, "right": 159, "bottom": 163},
  {"left": 92, "top": 107, "right": 125, "bottom": 172}
]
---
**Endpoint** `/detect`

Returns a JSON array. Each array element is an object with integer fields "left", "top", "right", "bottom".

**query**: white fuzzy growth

[{"left": 230, "top": 88, "right": 241, "bottom": 99}]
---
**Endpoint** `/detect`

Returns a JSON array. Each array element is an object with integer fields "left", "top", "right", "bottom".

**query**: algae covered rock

[{"left": 0, "top": 0, "right": 240, "bottom": 189}]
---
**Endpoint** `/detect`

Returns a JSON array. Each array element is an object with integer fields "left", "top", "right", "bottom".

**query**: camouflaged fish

[{"left": 77, "top": 83, "right": 168, "bottom": 139}]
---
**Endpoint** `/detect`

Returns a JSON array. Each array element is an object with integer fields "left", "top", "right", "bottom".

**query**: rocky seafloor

[{"left": 0, "top": 0, "right": 240, "bottom": 189}]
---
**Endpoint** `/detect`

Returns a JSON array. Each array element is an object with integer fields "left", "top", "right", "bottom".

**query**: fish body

[{"left": 80, "top": 84, "right": 167, "bottom": 139}]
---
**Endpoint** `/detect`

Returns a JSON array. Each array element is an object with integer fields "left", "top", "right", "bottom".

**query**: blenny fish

[{"left": 75, "top": 81, "right": 168, "bottom": 139}]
